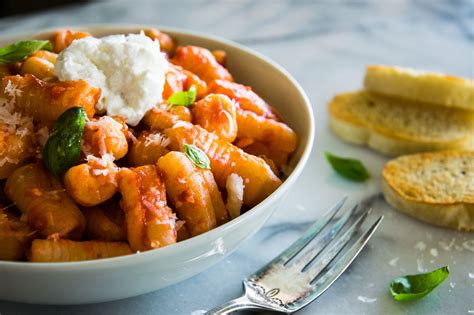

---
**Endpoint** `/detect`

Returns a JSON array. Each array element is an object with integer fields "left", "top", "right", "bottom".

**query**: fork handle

[{"left": 205, "top": 295, "right": 267, "bottom": 314}]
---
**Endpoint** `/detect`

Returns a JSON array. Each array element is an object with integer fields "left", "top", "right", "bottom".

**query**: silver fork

[{"left": 205, "top": 196, "right": 384, "bottom": 314}]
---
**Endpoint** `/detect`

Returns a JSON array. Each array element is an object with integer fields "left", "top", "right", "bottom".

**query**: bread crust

[
  {"left": 364, "top": 65, "right": 474, "bottom": 111},
  {"left": 382, "top": 151, "right": 474, "bottom": 231},
  {"left": 382, "top": 178, "right": 474, "bottom": 231},
  {"left": 327, "top": 91, "right": 474, "bottom": 156}
]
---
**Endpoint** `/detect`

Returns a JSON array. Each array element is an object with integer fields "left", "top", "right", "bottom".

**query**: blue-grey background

[{"left": 0, "top": 1, "right": 473, "bottom": 314}]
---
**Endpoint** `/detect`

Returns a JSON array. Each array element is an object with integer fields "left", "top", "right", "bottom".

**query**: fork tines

[{"left": 249, "top": 195, "right": 383, "bottom": 309}]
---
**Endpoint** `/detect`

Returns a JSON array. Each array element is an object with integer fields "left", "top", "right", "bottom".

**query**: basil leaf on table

[
  {"left": 325, "top": 151, "right": 369, "bottom": 181},
  {"left": 0, "top": 40, "right": 53, "bottom": 64},
  {"left": 390, "top": 266, "right": 450, "bottom": 301},
  {"left": 43, "top": 107, "right": 87, "bottom": 176},
  {"left": 183, "top": 144, "right": 210, "bottom": 170},
  {"left": 167, "top": 85, "right": 197, "bottom": 106}
]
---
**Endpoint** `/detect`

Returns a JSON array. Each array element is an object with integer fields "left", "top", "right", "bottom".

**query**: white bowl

[{"left": 0, "top": 25, "right": 314, "bottom": 305}]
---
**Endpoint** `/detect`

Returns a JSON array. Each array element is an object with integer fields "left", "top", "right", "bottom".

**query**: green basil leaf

[
  {"left": 42, "top": 107, "right": 86, "bottom": 176},
  {"left": 0, "top": 40, "right": 53, "bottom": 64},
  {"left": 183, "top": 143, "right": 210, "bottom": 170},
  {"left": 167, "top": 85, "right": 197, "bottom": 106},
  {"left": 390, "top": 266, "right": 450, "bottom": 301},
  {"left": 325, "top": 151, "right": 369, "bottom": 181}
]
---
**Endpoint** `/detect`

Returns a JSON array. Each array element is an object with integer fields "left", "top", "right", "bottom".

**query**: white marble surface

[{"left": 0, "top": 0, "right": 473, "bottom": 314}]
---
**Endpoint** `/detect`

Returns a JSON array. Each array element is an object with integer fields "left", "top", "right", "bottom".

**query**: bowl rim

[{"left": 0, "top": 24, "right": 315, "bottom": 270}]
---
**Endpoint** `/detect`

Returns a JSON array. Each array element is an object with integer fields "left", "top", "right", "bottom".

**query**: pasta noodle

[
  {"left": 20, "top": 50, "right": 57, "bottom": 79},
  {"left": 0, "top": 122, "right": 36, "bottom": 179},
  {"left": 0, "top": 209, "right": 36, "bottom": 261},
  {"left": 82, "top": 116, "right": 129, "bottom": 159},
  {"left": 4, "top": 163, "right": 86, "bottom": 240},
  {"left": 127, "top": 131, "right": 170, "bottom": 166},
  {"left": 165, "top": 122, "right": 282, "bottom": 207},
  {"left": 143, "top": 104, "right": 192, "bottom": 131},
  {"left": 157, "top": 151, "right": 227, "bottom": 236},
  {"left": 118, "top": 165, "right": 176, "bottom": 251},
  {"left": 1, "top": 74, "right": 98, "bottom": 127},
  {"left": 192, "top": 94, "right": 238, "bottom": 142},
  {"left": 63, "top": 157, "right": 119, "bottom": 207},
  {"left": 83, "top": 205, "right": 126, "bottom": 242},
  {"left": 30, "top": 239, "right": 131, "bottom": 262},
  {"left": 208, "top": 79, "right": 277, "bottom": 119},
  {"left": 171, "top": 46, "right": 233, "bottom": 83},
  {"left": 144, "top": 28, "right": 176, "bottom": 55},
  {"left": 51, "top": 29, "right": 92, "bottom": 53}
]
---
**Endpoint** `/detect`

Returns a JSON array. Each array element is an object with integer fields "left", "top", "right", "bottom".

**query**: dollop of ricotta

[{"left": 54, "top": 33, "right": 167, "bottom": 126}]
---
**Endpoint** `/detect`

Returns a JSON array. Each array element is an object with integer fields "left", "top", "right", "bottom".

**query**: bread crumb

[
  {"left": 389, "top": 257, "right": 399, "bottom": 267},
  {"left": 463, "top": 240, "right": 474, "bottom": 252},
  {"left": 357, "top": 296, "right": 377, "bottom": 303},
  {"left": 414, "top": 241, "right": 427, "bottom": 251},
  {"left": 439, "top": 238, "right": 456, "bottom": 251},
  {"left": 416, "top": 258, "right": 426, "bottom": 272},
  {"left": 430, "top": 248, "right": 439, "bottom": 257}
]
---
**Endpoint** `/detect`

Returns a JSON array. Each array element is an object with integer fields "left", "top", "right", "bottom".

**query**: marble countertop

[{"left": 0, "top": 1, "right": 473, "bottom": 314}]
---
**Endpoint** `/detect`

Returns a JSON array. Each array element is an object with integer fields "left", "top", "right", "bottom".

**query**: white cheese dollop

[{"left": 54, "top": 33, "right": 167, "bottom": 126}]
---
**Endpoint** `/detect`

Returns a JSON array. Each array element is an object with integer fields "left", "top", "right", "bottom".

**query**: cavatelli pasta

[
  {"left": 165, "top": 122, "right": 282, "bottom": 207},
  {"left": 29, "top": 239, "right": 132, "bottom": 262},
  {"left": 208, "top": 79, "right": 277, "bottom": 119},
  {"left": 0, "top": 122, "right": 36, "bottom": 179},
  {"left": 236, "top": 109, "right": 297, "bottom": 153},
  {"left": 118, "top": 165, "right": 176, "bottom": 252},
  {"left": 181, "top": 68, "right": 207, "bottom": 99},
  {"left": 83, "top": 205, "right": 126, "bottom": 242},
  {"left": 51, "top": 29, "right": 92, "bottom": 53},
  {"left": 144, "top": 28, "right": 176, "bottom": 55},
  {"left": 1, "top": 75, "right": 98, "bottom": 127},
  {"left": 163, "top": 64, "right": 187, "bottom": 100},
  {"left": 192, "top": 94, "right": 238, "bottom": 142},
  {"left": 63, "top": 156, "right": 119, "bottom": 207},
  {"left": 82, "top": 116, "right": 129, "bottom": 159},
  {"left": 162, "top": 64, "right": 208, "bottom": 100},
  {"left": 20, "top": 50, "right": 57, "bottom": 79},
  {"left": 171, "top": 46, "right": 233, "bottom": 83},
  {"left": 4, "top": 163, "right": 86, "bottom": 240},
  {"left": 235, "top": 108, "right": 297, "bottom": 169},
  {"left": 127, "top": 131, "right": 170, "bottom": 166},
  {"left": 0, "top": 209, "right": 37, "bottom": 261},
  {"left": 143, "top": 104, "right": 192, "bottom": 131},
  {"left": 157, "top": 151, "right": 227, "bottom": 236},
  {"left": 211, "top": 50, "right": 227, "bottom": 66}
]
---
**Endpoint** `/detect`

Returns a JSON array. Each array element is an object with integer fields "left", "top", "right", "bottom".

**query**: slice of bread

[
  {"left": 364, "top": 65, "right": 474, "bottom": 111},
  {"left": 382, "top": 151, "right": 474, "bottom": 231},
  {"left": 328, "top": 90, "right": 474, "bottom": 156}
]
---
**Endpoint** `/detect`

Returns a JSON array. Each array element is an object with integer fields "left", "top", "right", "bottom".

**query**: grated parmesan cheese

[
  {"left": 144, "top": 132, "right": 170, "bottom": 148},
  {"left": 84, "top": 116, "right": 126, "bottom": 156},
  {"left": 0, "top": 80, "right": 34, "bottom": 167},
  {"left": 85, "top": 153, "right": 119, "bottom": 177},
  {"left": 226, "top": 173, "right": 244, "bottom": 219}
]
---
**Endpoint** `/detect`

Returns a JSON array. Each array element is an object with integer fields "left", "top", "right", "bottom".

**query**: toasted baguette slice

[
  {"left": 328, "top": 90, "right": 474, "bottom": 156},
  {"left": 382, "top": 151, "right": 474, "bottom": 231},
  {"left": 364, "top": 65, "right": 474, "bottom": 110}
]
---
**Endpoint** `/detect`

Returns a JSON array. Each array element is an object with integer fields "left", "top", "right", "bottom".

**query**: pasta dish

[{"left": 0, "top": 29, "right": 297, "bottom": 262}]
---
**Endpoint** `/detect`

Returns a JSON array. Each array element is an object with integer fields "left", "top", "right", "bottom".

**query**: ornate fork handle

[{"left": 204, "top": 196, "right": 383, "bottom": 314}]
